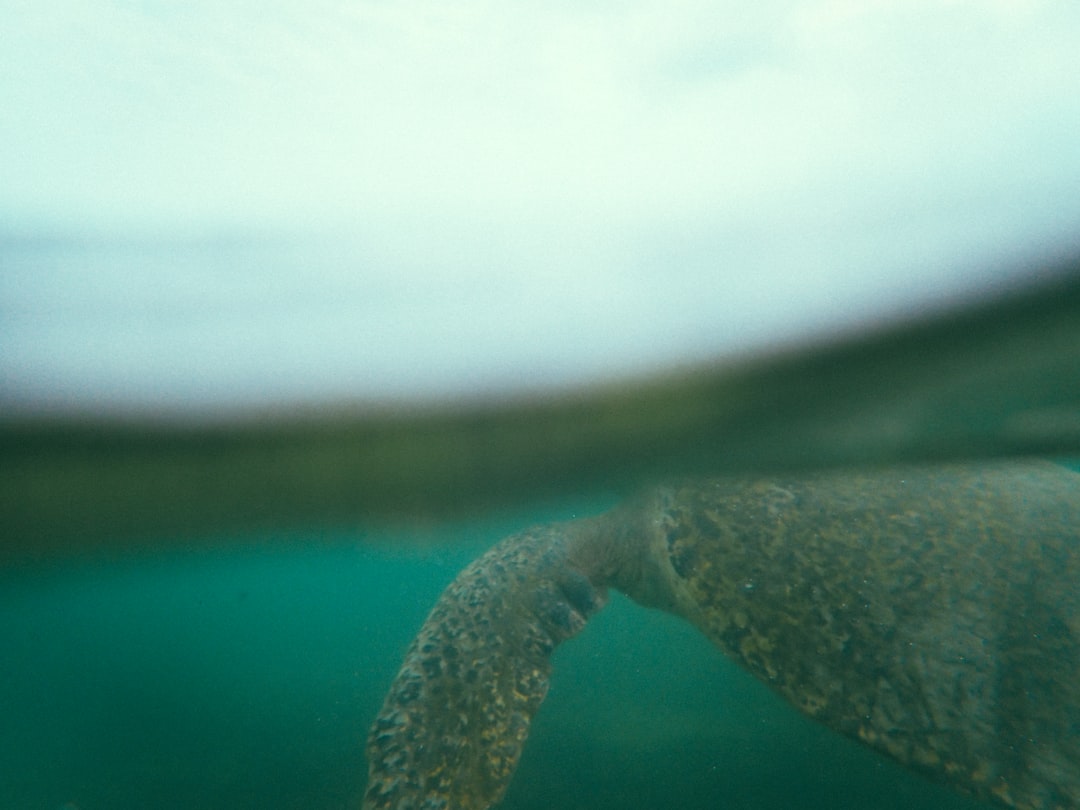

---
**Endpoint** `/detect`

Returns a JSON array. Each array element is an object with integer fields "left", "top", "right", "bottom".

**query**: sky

[{"left": 2, "top": 0, "right": 1080, "bottom": 415}]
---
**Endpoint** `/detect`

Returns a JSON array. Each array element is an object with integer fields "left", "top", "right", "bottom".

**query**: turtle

[{"left": 364, "top": 461, "right": 1080, "bottom": 810}]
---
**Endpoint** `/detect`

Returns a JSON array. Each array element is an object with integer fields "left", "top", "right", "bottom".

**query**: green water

[
  {"left": 0, "top": 508, "right": 992, "bottom": 810},
  {"left": 5, "top": 265, "right": 1078, "bottom": 808},
  {"left": 0, "top": 534, "right": 461, "bottom": 809}
]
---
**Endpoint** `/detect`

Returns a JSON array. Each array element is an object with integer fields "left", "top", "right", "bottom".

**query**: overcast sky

[{"left": 3, "top": 1, "right": 1080, "bottom": 415}]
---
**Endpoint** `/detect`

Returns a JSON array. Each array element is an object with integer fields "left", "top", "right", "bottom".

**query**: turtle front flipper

[{"left": 363, "top": 518, "right": 612, "bottom": 810}]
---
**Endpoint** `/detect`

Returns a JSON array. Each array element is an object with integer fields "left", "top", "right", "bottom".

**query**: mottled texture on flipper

[
  {"left": 645, "top": 463, "right": 1080, "bottom": 810},
  {"left": 364, "top": 520, "right": 608, "bottom": 810}
]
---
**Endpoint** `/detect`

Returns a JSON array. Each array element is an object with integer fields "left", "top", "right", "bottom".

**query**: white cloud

[
  {"left": 2, "top": 1, "right": 1079, "bottom": 412},
  {"left": 4, "top": 1, "right": 1078, "bottom": 229}
]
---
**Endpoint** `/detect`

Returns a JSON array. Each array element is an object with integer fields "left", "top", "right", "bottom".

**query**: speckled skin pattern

[
  {"left": 364, "top": 518, "right": 614, "bottom": 810},
  {"left": 646, "top": 463, "right": 1080, "bottom": 810},
  {"left": 365, "top": 462, "right": 1080, "bottom": 810}
]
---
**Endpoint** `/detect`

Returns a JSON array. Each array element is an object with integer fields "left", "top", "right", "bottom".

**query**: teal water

[{"left": 1, "top": 503, "right": 993, "bottom": 810}]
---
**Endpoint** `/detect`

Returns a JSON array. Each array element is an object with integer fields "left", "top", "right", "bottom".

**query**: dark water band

[{"left": 2, "top": 254, "right": 1079, "bottom": 564}]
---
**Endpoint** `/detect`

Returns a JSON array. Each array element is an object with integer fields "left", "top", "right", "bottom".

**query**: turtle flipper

[{"left": 363, "top": 521, "right": 609, "bottom": 810}]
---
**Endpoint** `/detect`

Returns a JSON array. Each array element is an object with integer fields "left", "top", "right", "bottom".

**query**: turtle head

[{"left": 363, "top": 516, "right": 615, "bottom": 810}]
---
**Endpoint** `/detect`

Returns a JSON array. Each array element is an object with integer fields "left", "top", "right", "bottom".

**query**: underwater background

[
  {"left": 0, "top": 492, "right": 1000, "bottom": 810},
  {"left": 6, "top": 5, "right": 1080, "bottom": 808},
  {"left": 3, "top": 273, "right": 1077, "bottom": 810}
]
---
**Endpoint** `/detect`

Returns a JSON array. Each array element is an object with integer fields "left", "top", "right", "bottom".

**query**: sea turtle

[{"left": 364, "top": 461, "right": 1080, "bottom": 810}]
